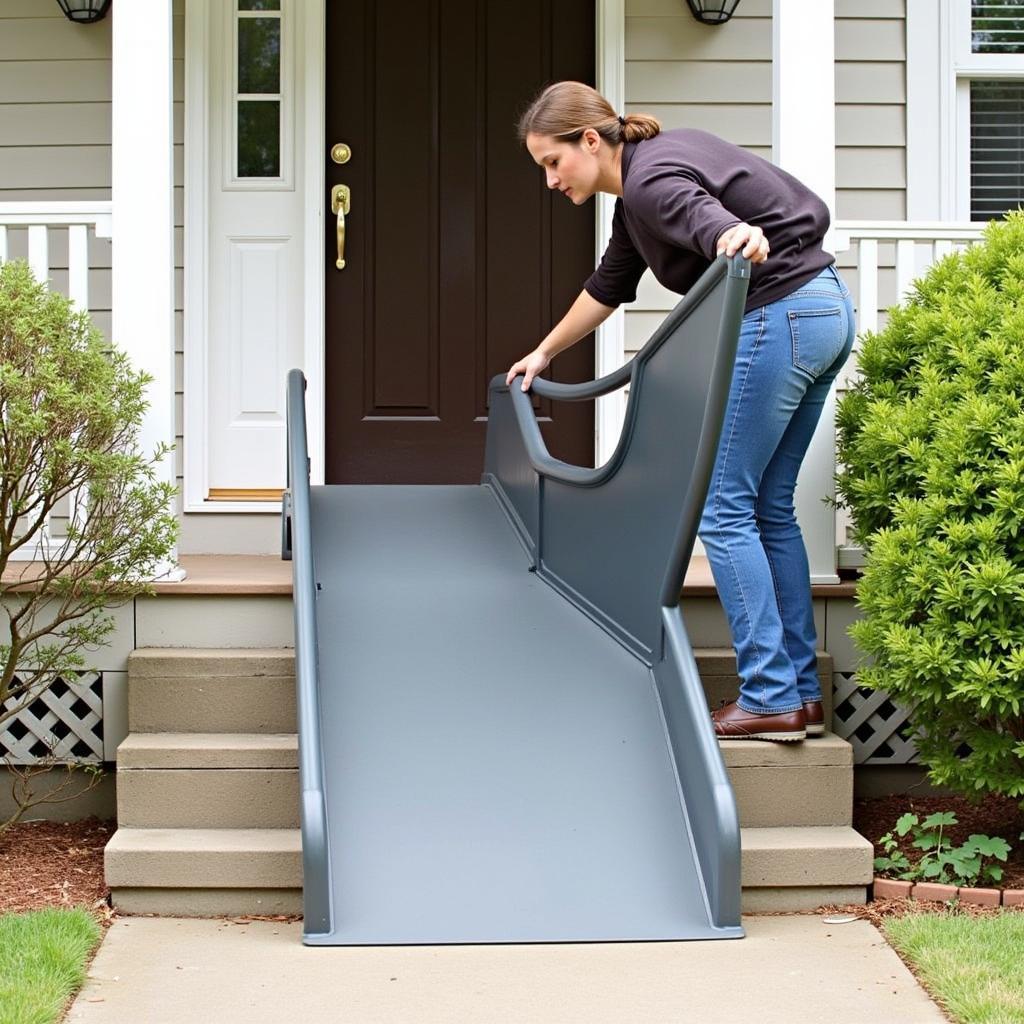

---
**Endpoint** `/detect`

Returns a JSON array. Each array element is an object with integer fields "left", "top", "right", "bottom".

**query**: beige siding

[
  {"left": 0, "top": 4, "right": 215, "bottom": 549},
  {"left": 835, "top": 5, "right": 906, "bottom": 220},
  {"left": 623, "top": 0, "right": 772, "bottom": 354},
  {"left": 2, "top": 3, "right": 909, "bottom": 554},
  {"left": 621, "top": 1, "right": 907, "bottom": 357}
]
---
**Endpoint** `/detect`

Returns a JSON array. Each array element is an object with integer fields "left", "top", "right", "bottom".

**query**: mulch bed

[
  {"left": 2, "top": 793, "right": 1022, "bottom": 930},
  {"left": 853, "top": 792, "right": 1024, "bottom": 892},
  {"left": 0, "top": 818, "right": 115, "bottom": 925},
  {"left": 0, "top": 817, "right": 300, "bottom": 930}
]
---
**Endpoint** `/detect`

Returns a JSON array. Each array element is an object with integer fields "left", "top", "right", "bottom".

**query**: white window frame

[
  {"left": 908, "top": 0, "right": 1024, "bottom": 221},
  {"left": 224, "top": 1, "right": 295, "bottom": 192}
]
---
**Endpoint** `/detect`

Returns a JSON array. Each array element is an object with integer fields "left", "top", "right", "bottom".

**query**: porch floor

[
  {"left": 1, "top": 554, "right": 857, "bottom": 598},
  {"left": 151, "top": 554, "right": 856, "bottom": 597}
]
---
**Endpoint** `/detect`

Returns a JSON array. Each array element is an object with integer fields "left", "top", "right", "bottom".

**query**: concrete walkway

[{"left": 66, "top": 915, "right": 946, "bottom": 1024}]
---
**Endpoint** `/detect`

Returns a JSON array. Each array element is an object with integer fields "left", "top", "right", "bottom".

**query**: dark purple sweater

[{"left": 584, "top": 129, "right": 834, "bottom": 313}]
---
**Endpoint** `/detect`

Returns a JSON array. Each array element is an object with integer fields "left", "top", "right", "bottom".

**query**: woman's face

[{"left": 525, "top": 131, "right": 601, "bottom": 205}]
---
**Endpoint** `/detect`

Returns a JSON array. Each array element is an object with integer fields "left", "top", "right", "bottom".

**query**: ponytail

[{"left": 517, "top": 81, "right": 660, "bottom": 146}]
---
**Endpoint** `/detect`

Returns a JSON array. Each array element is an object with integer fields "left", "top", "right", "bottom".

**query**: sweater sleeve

[
  {"left": 583, "top": 199, "right": 648, "bottom": 308},
  {"left": 630, "top": 165, "right": 742, "bottom": 263}
]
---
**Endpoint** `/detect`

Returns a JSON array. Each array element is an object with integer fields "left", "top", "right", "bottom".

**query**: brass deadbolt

[{"left": 331, "top": 143, "right": 352, "bottom": 165}]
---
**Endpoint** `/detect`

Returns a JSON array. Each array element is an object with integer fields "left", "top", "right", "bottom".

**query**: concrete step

[
  {"left": 115, "top": 732, "right": 854, "bottom": 830},
  {"left": 106, "top": 825, "right": 872, "bottom": 917},
  {"left": 127, "top": 649, "right": 296, "bottom": 733},
  {"left": 127, "top": 648, "right": 835, "bottom": 734}
]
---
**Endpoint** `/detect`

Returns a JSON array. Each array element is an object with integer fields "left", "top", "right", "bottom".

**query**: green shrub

[
  {"left": 0, "top": 259, "right": 177, "bottom": 830},
  {"left": 874, "top": 811, "right": 1012, "bottom": 887},
  {"left": 836, "top": 211, "right": 1024, "bottom": 803}
]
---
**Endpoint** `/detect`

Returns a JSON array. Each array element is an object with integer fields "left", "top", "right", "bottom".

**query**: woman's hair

[{"left": 517, "top": 81, "right": 660, "bottom": 146}]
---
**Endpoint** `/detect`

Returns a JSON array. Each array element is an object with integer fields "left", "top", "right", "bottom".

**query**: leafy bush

[
  {"left": 836, "top": 211, "right": 1024, "bottom": 802},
  {"left": 0, "top": 259, "right": 177, "bottom": 830},
  {"left": 874, "top": 811, "right": 1011, "bottom": 887}
]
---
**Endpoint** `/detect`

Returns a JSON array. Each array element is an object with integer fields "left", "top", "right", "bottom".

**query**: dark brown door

[{"left": 324, "top": 0, "right": 596, "bottom": 483}]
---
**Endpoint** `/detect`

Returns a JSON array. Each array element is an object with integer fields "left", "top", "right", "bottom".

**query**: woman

[{"left": 507, "top": 82, "right": 855, "bottom": 742}]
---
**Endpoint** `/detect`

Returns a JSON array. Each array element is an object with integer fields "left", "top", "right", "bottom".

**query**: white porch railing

[
  {"left": 833, "top": 220, "right": 987, "bottom": 336},
  {"left": 0, "top": 202, "right": 113, "bottom": 314},
  {"left": 0, "top": 202, "right": 114, "bottom": 562},
  {"left": 830, "top": 220, "right": 988, "bottom": 563}
]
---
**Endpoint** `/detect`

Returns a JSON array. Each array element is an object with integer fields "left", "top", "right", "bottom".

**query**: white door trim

[
  {"left": 303, "top": 0, "right": 326, "bottom": 487},
  {"left": 595, "top": 0, "right": 626, "bottom": 466},
  {"left": 183, "top": 0, "right": 211, "bottom": 511},
  {"left": 186, "top": 0, "right": 620, "bottom": 501},
  {"left": 185, "top": 0, "right": 318, "bottom": 510}
]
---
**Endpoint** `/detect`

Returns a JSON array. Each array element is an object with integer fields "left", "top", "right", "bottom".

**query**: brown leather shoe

[
  {"left": 712, "top": 700, "right": 806, "bottom": 742},
  {"left": 803, "top": 700, "right": 825, "bottom": 737}
]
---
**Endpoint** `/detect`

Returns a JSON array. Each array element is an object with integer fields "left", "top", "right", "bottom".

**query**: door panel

[{"left": 324, "top": 0, "right": 596, "bottom": 483}]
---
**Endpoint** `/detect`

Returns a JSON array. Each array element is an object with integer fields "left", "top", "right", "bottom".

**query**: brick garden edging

[{"left": 874, "top": 876, "right": 1024, "bottom": 906}]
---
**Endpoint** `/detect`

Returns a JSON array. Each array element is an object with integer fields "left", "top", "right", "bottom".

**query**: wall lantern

[
  {"left": 686, "top": 0, "right": 741, "bottom": 24},
  {"left": 55, "top": 0, "right": 111, "bottom": 23}
]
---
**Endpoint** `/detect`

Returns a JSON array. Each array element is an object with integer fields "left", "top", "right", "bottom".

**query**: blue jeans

[{"left": 698, "top": 266, "right": 855, "bottom": 714}]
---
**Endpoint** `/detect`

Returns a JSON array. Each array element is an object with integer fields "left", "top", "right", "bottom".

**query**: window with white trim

[
  {"left": 235, "top": 0, "right": 283, "bottom": 180},
  {"left": 956, "top": 1, "right": 1024, "bottom": 220}
]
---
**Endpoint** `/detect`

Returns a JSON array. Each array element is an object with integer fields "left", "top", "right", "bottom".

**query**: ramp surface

[{"left": 307, "top": 484, "right": 725, "bottom": 945}]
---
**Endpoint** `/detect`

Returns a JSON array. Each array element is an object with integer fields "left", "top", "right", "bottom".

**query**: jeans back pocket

[{"left": 788, "top": 306, "right": 845, "bottom": 381}]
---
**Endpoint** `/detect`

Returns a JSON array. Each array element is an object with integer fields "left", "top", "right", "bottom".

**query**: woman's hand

[
  {"left": 505, "top": 347, "right": 551, "bottom": 392},
  {"left": 717, "top": 223, "right": 769, "bottom": 264}
]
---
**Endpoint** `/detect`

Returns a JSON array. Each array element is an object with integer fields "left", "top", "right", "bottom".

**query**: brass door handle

[{"left": 331, "top": 184, "right": 351, "bottom": 270}]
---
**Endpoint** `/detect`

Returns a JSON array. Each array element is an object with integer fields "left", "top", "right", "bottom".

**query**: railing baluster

[
  {"left": 857, "top": 238, "right": 878, "bottom": 337},
  {"left": 934, "top": 239, "right": 954, "bottom": 261},
  {"left": 895, "top": 239, "right": 916, "bottom": 303},
  {"left": 0, "top": 224, "right": 7, "bottom": 263},
  {"left": 68, "top": 224, "right": 89, "bottom": 311},
  {"left": 28, "top": 224, "right": 49, "bottom": 287}
]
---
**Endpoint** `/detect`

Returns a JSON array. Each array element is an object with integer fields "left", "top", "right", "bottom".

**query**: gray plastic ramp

[
  {"left": 285, "top": 254, "right": 751, "bottom": 945},
  {"left": 307, "top": 484, "right": 723, "bottom": 944}
]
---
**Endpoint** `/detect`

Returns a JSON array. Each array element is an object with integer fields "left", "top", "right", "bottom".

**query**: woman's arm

[{"left": 505, "top": 289, "right": 616, "bottom": 391}]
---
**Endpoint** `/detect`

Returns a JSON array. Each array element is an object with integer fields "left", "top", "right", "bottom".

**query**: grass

[
  {"left": 884, "top": 911, "right": 1024, "bottom": 1024},
  {"left": 0, "top": 908, "right": 103, "bottom": 1024}
]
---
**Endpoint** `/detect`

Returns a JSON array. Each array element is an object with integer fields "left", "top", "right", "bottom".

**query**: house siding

[
  {"left": 622, "top": 0, "right": 907, "bottom": 360},
  {"left": 0, "top": 1, "right": 909, "bottom": 555},
  {"left": 0, "top": 2, "right": 249, "bottom": 555}
]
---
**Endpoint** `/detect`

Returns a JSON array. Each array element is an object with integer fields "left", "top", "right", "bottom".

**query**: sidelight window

[{"left": 235, "top": 0, "right": 283, "bottom": 179}]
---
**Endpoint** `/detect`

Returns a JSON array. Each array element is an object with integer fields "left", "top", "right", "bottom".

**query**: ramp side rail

[
  {"left": 283, "top": 370, "right": 333, "bottom": 937},
  {"left": 483, "top": 253, "right": 751, "bottom": 930}
]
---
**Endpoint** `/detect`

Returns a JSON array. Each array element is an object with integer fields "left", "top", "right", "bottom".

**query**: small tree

[
  {"left": 0, "top": 260, "right": 178, "bottom": 830},
  {"left": 836, "top": 211, "right": 1024, "bottom": 803}
]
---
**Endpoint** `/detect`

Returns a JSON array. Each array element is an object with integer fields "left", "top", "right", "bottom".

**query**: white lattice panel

[
  {"left": 0, "top": 673, "right": 103, "bottom": 765},
  {"left": 831, "top": 671, "right": 919, "bottom": 765}
]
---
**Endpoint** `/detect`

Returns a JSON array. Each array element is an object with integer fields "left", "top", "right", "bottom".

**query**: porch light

[
  {"left": 686, "top": 0, "right": 741, "bottom": 24},
  {"left": 55, "top": 0, "right": 111, "bottom": 23}
]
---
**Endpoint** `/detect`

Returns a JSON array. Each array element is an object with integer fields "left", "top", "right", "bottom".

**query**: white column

[
  {"left": 112, "top": 2, "right": 185, "bottom": 581},
  {"left": 772, "top": 0, "right": 839, "bottom": 584},
  {"left": 594, "top": 0, "right": 627, "bottom": 466}
]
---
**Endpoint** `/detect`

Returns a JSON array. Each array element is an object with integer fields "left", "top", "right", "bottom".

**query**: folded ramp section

[{"left": 284, "top": 254, "right": 750, "bottom": 944}]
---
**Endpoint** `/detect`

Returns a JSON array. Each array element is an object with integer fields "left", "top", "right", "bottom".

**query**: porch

[{"left": 0, "top": 1, "right": 993, "bottom": 919}]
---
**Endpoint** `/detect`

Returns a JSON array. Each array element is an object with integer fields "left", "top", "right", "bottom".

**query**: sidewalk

[{"left": 66, "top": 914, "right": 946, "bottom": 1024}]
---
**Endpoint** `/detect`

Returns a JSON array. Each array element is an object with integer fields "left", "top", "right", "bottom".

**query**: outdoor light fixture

[
  {"left": 55, "top": 0, "right": 111, "bottom": 23},
  {"left": 686, "top": 0, "right": 741, "bottom": 24}
]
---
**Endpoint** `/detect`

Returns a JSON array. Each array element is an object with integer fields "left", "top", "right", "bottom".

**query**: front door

[{"left": 324, "top": 0, "right": 596, "bottom": 483}]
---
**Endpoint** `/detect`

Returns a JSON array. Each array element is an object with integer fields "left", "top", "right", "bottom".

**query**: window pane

[
  {"left": 238, "top": 18, "right": 280, "bottom": 94},
  {"left": 238, "top": 100, "right": 281, "bottom": 177},
  {"left": 971, "top": 80, "right": 1024, "bottom": 220},
  {"left": 972, "top": 1, "right": 1024, "bottom": 53},
  {"left": 239, "top": 1, "right": 280, "bottom": 10}
]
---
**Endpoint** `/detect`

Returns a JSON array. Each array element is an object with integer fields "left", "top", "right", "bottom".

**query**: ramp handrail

[
  {"left": 484, "top": 253, "right": 750, "bottom": 655},
  {"left": 283, "top": 369, "right": 333, "bottom": 936},
  {"left": 483, "top": 254, "right": 750, "bottom": 931}
]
